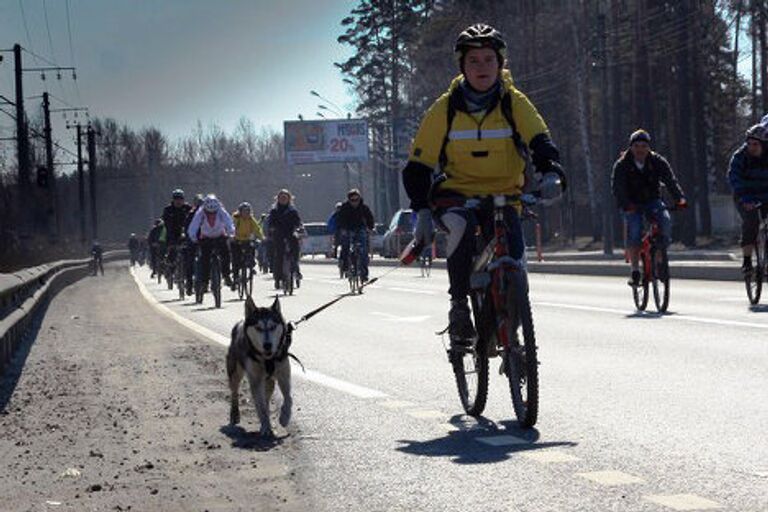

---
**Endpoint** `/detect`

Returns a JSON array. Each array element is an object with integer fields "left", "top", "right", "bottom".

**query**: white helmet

[{"left": 203, "top": 194, "right": 220, "bottom": 213}]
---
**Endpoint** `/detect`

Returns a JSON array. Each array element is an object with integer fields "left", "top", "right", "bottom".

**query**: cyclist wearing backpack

[
  {"left": 728, "top": 124, "right": 768, "bottom": 274},
  {"left": 402, "top": 24, "right": 566, "bottom": 347}
]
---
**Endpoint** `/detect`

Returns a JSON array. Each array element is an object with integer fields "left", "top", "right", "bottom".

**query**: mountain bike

[
  {"left": 420, "top": 243, "right": 433, "bottom": 278},
  {"left": 447, "top": 194, "right": 539, "bottom": 428},
  {"left": 235, "top": 241, "right": 256, "bottom": 300},
  {"left": 744, "top": 204, "right": 768, "bottom": 305},
  {"left": 195, "top": 243, "right": 223, "bottom": 308},
  {"left": 630, "top": 205, "right": 677, "bottom": 313},
  {"left": 173, "top": 244, "right": 187, "bottom": 300},
  {"left": 344, "top": 229, "right": 366, "bottom": 294},
  {"left": 278, "top": 236, "right": 300, "bottom": 296}
]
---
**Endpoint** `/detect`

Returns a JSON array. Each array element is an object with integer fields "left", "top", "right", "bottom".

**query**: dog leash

[{"left": 289, "top": 261, "right": 406, "bottom": 331}]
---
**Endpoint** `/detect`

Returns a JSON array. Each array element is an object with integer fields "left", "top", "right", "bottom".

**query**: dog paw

[
  {"left": 259, "top": 426, "right": 275, "bottom": 438},
  {"left": 229, "top": 408, "right": 240, "bottom": 425},
  {"left": 279, "top": 407, "right": 291, "bottom": 428}
]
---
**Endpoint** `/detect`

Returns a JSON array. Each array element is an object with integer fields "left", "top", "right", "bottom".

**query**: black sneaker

[
  {"left": 742, "top": 261, "right": 754, "bottom": 276},
  {"left": 628, "top": 270, "right": 641, "bottom": 287},
  {"left": 448, "top": 301, "right": 476, "bottom": 349}
]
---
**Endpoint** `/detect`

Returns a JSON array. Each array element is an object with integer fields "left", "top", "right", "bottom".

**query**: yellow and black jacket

[
  {"left": 232, "top": 212, "right": 264, "bottom": 242},
  {"left": 403, "top": 69, "right": 561, "bottom": 209}
]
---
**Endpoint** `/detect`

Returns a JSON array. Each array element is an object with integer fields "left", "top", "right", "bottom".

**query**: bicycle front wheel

[
  {"left": 503, "top": 271, "right": 539, "bottom": 428},
  {"left": 211, "top": 259, "right": 222, "bottom": 308},
  {"left": 746, "top": 230, "right": 765, "bottom": 305},
  {"left": 450, "top": 293, "right": 489, "bottom": 417},
  {"left": 633, "top": 254, "right": 650, "bottom": 311},
  {"left": 652, "top": 247, "right": 670, "bottom": 312}
]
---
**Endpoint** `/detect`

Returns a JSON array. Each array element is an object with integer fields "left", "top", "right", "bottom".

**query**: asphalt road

[{"left": 132, "top": 261, "right": 768, "bottom": 512}]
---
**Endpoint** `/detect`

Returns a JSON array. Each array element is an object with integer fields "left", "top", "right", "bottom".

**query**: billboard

[{"left": 284, "top": 119, "right": 369, "bottom": 165}]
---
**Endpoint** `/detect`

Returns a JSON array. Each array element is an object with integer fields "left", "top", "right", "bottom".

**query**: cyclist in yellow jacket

[
  {"left": 231, "top": 202, "right": 264, "bottom": 289},
  {"left": 402, "top": 24, "right": 566, "bottom": 347}
]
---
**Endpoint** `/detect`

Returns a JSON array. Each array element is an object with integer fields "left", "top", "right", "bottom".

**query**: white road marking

[
  {"left": 131, "top": 268, "right": 388, "bottom": 400},
  {"left": 405, "top": 409, "right": 446, "bottom": 420},
  {"left": 643, "top": 494, "right": 722, "bottom": 510},
  {"left": 378, "top": 400, "right": 418, "bottom": 409},
  {"left": 535, "top": 301, "right": 768, "bottom": 330},
  {"left": 372, "top": 312, "right": 431, "bottom": 323},
  {"left": 576, "top": 470, "right": 645, "bottom": 486},
  {"left": 387, "top": 286, "right": 438, "bottom": 295},
  {"left": 300, "top": 369, "right": 388, "bottom": 399},
  {"left": 522, "top": 451, "right": 581, "bottom": 463},
  {"left": 476, "top": 435, "right": 529, "bottom": 447}
]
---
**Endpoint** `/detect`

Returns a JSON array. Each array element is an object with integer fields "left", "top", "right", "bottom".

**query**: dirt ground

[{"left": 0, "top": 263, "right": 305, "bottom": 512}]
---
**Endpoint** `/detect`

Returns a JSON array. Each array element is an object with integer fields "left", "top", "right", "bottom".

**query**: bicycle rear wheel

[
  {"left": 236, "top": 267, "right": 243, "bottom": 300},
  {"left": 211, "top": 257, "right": 222, "bottom": 308},
  {"left": 282, "top": 257, "right": 293, "bottom": 296},
  {"left": 746, "top": 230, "right": 765, "bottom": 305},
  {"left": 176, "top": 257, "right": 185, "bottom": 300},
  {"left": 502, "top": 270, "right": 539, "bottom": 428},
  {"left": 633, "top": 253, "right": 650, "bottom": 311},
  {"left": 652, "top": 246, "right": 670, "bottom": 312},
  {"left": 450, "top": 293, "right": 489, "bottom": 417}
]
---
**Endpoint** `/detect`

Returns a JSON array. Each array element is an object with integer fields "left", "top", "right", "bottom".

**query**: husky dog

[{"left": 227, "top": 296, "right": 293, "bottom": 437}]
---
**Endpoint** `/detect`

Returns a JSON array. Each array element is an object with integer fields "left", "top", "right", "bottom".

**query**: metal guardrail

[{"left": 0, "top": 250, "right": 128, "bottom": 376}]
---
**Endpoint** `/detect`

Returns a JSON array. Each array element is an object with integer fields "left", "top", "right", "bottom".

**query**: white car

[{"left": 301, "top": 222, "right": 332, "bottom": 257}]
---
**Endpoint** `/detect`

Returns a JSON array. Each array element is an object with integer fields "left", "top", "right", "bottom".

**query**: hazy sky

[{"left": 0, "top": 0, "right": 357, "bottom": 154}]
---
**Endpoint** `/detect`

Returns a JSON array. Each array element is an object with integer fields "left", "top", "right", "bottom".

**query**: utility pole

[
  {"left": 87, "top": 126, "right": 98, "bottom": 240},
  {"left": 597, "top": 7, "right": 614, "bottom": 255},
  {"left": 76, "top": 124, "right": 86, "bottom": 244},
  {"left": 42, "top": 92, "right": 57, "bottom": 236},
  {"left": 570, "top": 19, "right": 600, "bottom": 242},
  {"left": 13, "top": 44, "right": 31, "bottom": 237},
  {"left": 13, "top": 44, "right": 30, "bottom": 191}
]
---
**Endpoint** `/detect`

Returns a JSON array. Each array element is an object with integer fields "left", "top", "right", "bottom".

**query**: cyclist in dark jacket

[
  {"left": 728, "top": 124, "right": 768, "bottom": 274},
  {"left": 611, "top": 129, "right": 687, "bottom": 286},
  {"left": 267, "top": 189, "right": 303, "bottom": 288},
  {"left": 147, "top": 219, "right": 164, "bottom": 277},
  {"left": 162, "top": 188, "right": 193, "bottom": 290},
  {"left": 337, "top": 189, "right": 375, "bottom": 281}
]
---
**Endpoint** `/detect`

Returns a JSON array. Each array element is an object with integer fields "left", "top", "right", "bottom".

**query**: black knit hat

[{"left": 629, "top": 129, "right": 651, "bottom": 145}]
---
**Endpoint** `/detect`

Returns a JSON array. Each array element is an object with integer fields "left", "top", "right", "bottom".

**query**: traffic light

[{"left": 36, "top": 166, "right": 49, "bottom": 189}]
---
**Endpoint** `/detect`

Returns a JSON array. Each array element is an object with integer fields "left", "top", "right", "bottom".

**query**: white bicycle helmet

[{"left": 203, "top": 195, "right": 220, "bottom": 213}]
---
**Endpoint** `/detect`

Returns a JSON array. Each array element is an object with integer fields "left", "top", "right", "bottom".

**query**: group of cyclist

[{"left": 140, "top": 188, "right": 307, "bottom": 300}]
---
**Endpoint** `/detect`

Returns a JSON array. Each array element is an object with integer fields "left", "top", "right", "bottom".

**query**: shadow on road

[
  {"left": 396, "top": 416, "right": 577, "bottom": 465},
  {"left": 749, "top": 304, "right": 768, "bottom": 313},
  {"left": 219, "top": 424, "right": 286, "bottom": 451},
  {"left": 159, "top": 298, "right": 182, "bottom": 304}
]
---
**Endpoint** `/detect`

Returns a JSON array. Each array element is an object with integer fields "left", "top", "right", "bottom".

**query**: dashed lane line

[
  {"left": 476, "top": 435, "right": 530, "bottom": 447},
  {"left": 643, "top": 494, "right": 722, "bottom": 511},
  {"left": 130, "top": 268, "right": 388, "bottom": 400},
  {"left": 576, "top": 470, "right": 645, "bottom": 486},
  {"left": 521, "top": 450, "right": 581, "bottom": 463}
]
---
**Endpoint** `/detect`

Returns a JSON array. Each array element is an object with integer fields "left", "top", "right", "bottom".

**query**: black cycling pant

[
  {"left": 232, "top": 241, "right": 256, "bottom": 275},
  {"left": 272, "top": 237, "right": 300, "bottom": 280},
  {"left": 737, "top": 202, "right": 768, "bottom": 248},
  {"left": 439, "top": 205, "right": 524, "bottom": 302},
  {"left": 199, "top": 238, "right": 231, "bottom": 285}
]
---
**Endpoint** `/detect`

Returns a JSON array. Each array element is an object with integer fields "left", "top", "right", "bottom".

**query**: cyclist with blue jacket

[{"left": 728, "top": 124, "right": 768, "bottom": 274}]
